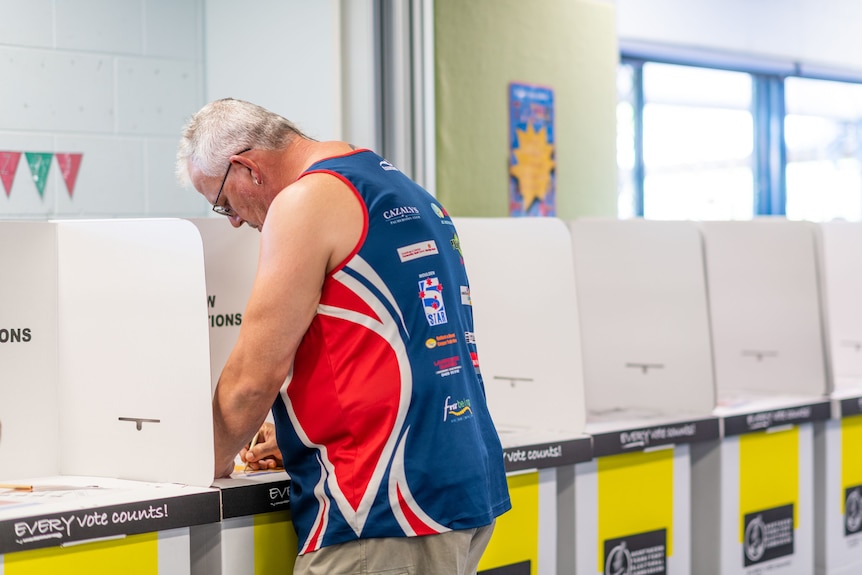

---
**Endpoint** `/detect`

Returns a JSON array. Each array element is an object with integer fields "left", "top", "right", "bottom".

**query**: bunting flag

[
  {"left": 55, "top": 153, "right": 83, "bottom": 198},
  {"left": 25, "top": 152, "right": 53, "bottom": 198},
  {"left": 0, "top": 151, "right": 21, "bottom": 197}
]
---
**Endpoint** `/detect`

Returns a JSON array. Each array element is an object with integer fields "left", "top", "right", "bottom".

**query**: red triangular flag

[
  {"left": 55, "top": 153, "right": 83, "bottom": 198},
  {"left": 0, "top": 151, "right": 22, "bottom": 197}
]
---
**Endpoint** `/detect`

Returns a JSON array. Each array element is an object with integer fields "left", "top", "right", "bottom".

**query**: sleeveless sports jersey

[{"left": 270, "top": 149, "right": 511, "bottom": 554}]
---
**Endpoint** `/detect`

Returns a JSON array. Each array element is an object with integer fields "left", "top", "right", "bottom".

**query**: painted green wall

[{"left": 435, "top": 0, "right": 618, "bottom": 218}]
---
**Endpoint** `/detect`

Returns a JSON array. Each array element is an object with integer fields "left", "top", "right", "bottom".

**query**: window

[
  {"left": 641, "top": 63, "right": 754, "bottom": 220},
  {"left": 618, "top": 54, "right": 862, "bottom": 221},
  {"left": 785, "top": 77, "right": 862, "bottom": 221}
]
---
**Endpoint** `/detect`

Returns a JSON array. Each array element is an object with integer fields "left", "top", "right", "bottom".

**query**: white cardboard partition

[
  {"left": 1, "top": 219, "right": 213, "bottom": 488},
  {"left": 568, "top": 218, "right": 716, "bottom": 426},
  {"left": 56, "top": 219, "right": 214, "bottom": 487},
  {"left": 0, "top": 222, "right": 60, "bottom": 480},
  {"left": 693, "top": 219, "right": 831, "bottom": 575},
  {"left": 0, "top": 219, "right": 218, "bottom": 563},
  {"left": 701, "top": 219, "right": 828, "bottom": 407},
  {"left": 818, "top": 221, "right": 862, "bottom": 396},
  {"left": 454, "top": 217, "right": 587, "bottom": 445},
  {"left": 188, "top": 218, "right": 260, "bottom": 393},
  {"left": 567, "top": 219, "right": 719, "bottom": 575}
]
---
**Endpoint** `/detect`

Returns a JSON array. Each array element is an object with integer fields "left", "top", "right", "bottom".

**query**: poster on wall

[{"left": 508, "top": 82, "right": 556, "bottom": 217}]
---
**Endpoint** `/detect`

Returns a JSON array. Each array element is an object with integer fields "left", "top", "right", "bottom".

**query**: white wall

[
  {"left": 0, "top": 0, "right": 209, "bottom": 219},
  {"left": 0, "top": 0, "right": 374, "bottom": 221},
  {"left": 613, "top": 0, "right": 862, "bottom": 73},
  {"left": 204, "top": 0, "right": 343, "bottom": 142}
]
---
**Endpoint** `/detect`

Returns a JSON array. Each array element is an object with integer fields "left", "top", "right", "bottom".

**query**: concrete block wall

[{"left": 0, "top": 0, "right": 208, "bottom": 219}]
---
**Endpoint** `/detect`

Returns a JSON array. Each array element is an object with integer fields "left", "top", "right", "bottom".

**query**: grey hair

[{"left": 175, "top": 98, "right": 308, "bottom": 186}]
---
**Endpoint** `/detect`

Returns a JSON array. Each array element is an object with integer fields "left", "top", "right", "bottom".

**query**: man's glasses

[{"left": 212, "top": 148, "right": 252, "bottom": 217}]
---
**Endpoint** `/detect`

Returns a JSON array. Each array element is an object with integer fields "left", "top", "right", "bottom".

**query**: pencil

[
  {"left": 0, "top": 484, "right": 34, "bottom": 491},
  {"left": 243, "top": 430, "right": 261, "bottom": 473}
]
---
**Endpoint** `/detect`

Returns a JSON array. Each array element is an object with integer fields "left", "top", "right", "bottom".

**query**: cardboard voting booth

[
  {"left": 454, "top": 217, "right": 591, "bottom": 575},
  {"left": 567, "top": 219, "right": 720, "bottom": 575},
  {"left": 693, "top": 219, "right": 830, "bottom": 575},
  {"left": 188, "top": 218, "right": 260, "bottom": 395},
  {"left": 0, "top": 219, "right": 218, "bottom": 575},
  {"left": 813, "top": 221, "right": 862, "bottom": 575},
  {"left": 186, "top": 218, "right": 295, "bottom": 575}
]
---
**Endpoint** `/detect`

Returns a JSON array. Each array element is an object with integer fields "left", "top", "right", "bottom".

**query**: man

[{"left": 176, "top": 98, "right": 510, "bottom": 574}]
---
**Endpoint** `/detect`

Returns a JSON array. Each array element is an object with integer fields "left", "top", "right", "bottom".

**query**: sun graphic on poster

[{"left": 510, "top": 123, "right": 555, "bottom": 210}]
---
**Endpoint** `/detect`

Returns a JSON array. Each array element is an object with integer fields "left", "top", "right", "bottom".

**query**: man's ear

[{"left": 232, "top": 155, "right": 262, "bottom": 185}]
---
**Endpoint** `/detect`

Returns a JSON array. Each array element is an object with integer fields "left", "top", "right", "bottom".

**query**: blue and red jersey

[{"left": 270, "top": 149, "right": 511, "bottom": 553}]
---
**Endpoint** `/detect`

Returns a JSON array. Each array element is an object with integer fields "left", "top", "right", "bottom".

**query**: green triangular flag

[{"left": 25, "top": 152, "right": 53, "bottom": 198}]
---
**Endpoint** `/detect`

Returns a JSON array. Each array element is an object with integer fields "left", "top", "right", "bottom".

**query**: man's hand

[{"left": 241, "top": 422, "right": 283, "bottom": 471}]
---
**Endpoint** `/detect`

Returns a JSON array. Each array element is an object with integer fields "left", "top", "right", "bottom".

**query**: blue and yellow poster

[{"left": 509, "top": 83, "right": 555, "bottom": 217}]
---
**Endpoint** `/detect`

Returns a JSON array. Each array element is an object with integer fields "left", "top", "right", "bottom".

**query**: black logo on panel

[
  {"left": 743, "top": 504, "right": 794, "bottom": 566},
  {"left": 603, "top": 528, "right": 666, "bottom": 575},
  {"left": 845, "top": 486, "right": 862, "bottom": 536}
]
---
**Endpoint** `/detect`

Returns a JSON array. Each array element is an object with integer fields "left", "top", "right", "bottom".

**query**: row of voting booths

[
  {"left": 2, "top": 214, "right": 862, "bottom": 575},
  {"left": 458, "top": 217, "right": 862, "bottom": 575},
  {"left": 466, "top": 217, "right": 862, "bottom": 575}
]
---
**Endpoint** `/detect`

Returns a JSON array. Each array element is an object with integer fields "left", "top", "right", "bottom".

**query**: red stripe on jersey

[
  {"left": 319, "top": 276, "right": 380, "bottom": 323},
  {"left": 289, "top": 314, "right": 402, "bottom": 512},
  {"left": 396, "top": 484, "right": 439, "bottom": 536},
  {"left": 302, "top": 498, "right": 328, "bottom": 554}
]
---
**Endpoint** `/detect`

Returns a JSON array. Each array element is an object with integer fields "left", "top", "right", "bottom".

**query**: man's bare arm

[{"left": 211, "top": 174, "right": 363, "bottom": 477}]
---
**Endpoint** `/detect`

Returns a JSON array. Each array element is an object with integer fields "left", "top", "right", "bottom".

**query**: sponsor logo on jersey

[
  {"left": 460, "top": 286, "right": 472, "bottom": 305},
  {"left": 450, "top": 233, "right": 462, "bottom": 258},
  {"left": 443, "top": 395, "right": 473, "bottom": 422},
  {"left": 431, "top": 202, "right": 454, "bottom": 225},
  {"left": 379, "top": 159, "right": 399, "bottom": 171},
  {"left": 419, "top": 274, "right": 448, "bottom": 325},
  {"left": 425, "top": 333, "right": 457, "bottom": 349},
  {"left": 434, "top": 355, "right": 462, "bottom": 377},
  {"left": 398, "top": 240, "right": 439, "bottom": 262},
  {"left": 383, "top": 205, "right": 421, "bottom": 225}
]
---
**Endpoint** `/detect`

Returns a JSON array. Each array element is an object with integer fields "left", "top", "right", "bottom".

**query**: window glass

[
  {"left": 641, "top": 63, "right": 754, "bottom": 220},
  {"left": 785, "top": 77, "right": 862, "bottom": 222}
]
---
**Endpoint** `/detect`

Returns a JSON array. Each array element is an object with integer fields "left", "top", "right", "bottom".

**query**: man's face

[{"left": 189, "top": 158, "right": 266, "bottom": 231}]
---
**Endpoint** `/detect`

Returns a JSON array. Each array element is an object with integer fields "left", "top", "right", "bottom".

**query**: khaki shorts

[{"left": 293, "top": 522, "right": 496, "bottom": 575}]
